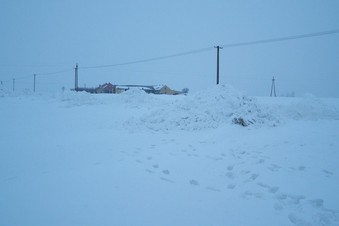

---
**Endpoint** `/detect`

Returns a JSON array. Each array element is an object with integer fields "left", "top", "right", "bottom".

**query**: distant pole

[
  {"left": 13, "top": 78, "right": 15, "bottom": 92},
  {"left": 74, "top": 63, "right": 78, "bottom": 91},
  {"left": 270, "top": 76, "right": 276, "bottom": 97},
  {"left": 214, "top": 46, "right": 223, "bottom": 85},
  {"left": 33, "top": 74, "right": 36, "bottom": 92}
]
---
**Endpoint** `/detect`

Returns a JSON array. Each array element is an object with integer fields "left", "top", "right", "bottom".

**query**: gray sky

[{"left": 1, "top": 0, "right": 339, "bottom": 97}]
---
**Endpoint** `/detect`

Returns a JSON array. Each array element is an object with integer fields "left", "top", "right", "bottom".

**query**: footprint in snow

[
  {"left": 275, "top": 193, "right": 288, "bottom": 200},
  {"left": 205, "top": 187, "right": 222, "bottom": 193},
  {"left": 227, "top": 183, "right": 236, "bottom": 189},
  {"left": 257, "top": 182, "right": 270, "bottom": 188},
  {"left": 268, "top": 164, "right": 282, "bottom": 172},
  {"left": 189, "top": 179, "right": 199, "bottom": 186},
  {"left": 287, "top": 213, "right": 310, "bottom": 225},
  {"left": 257, "top": 182, "right": 279, "bottom": 193},
  {"left": 287, "top": 194, "right": 305, "bottom": 205},
  {"left": 152, "top": 164, "right": 159, "bottom": 169},
  {"left": 275, "top": 193, "right": 305, "bottom": 205},
  {"left": 288, "top": 213, "right": 298, "bottom": 224},
  {"left": 250, "top": 174, "right": 259, "bottom": 180},
  {"left": 162, "top": 170, "right": 170, "bottom": 175},
  {"left": 268, "top": 186, "right": 279, "bottom": 194},
  {"left": 227, "top": 165, "right": 234, "bottom": 171},
  {"left": 160, "top": 177, "right": 175, "bottom": 183},
  {"left": 240, "top": 170, "right": 251, "bottom": 175},
  {"left": 244, "top": 173, "right": 259, "bottom": 182},
  {"left": 298, "top": 166, "right": 306, "bottom": 171},
  {"left": 322, "top": 169, "right": 334, "bottom": 176},
  {"left": 145, "top": 169, "right": 154, "bottom": 174},
  {"left": 256, "top": 159, "right": 265, "bottom": 164}
]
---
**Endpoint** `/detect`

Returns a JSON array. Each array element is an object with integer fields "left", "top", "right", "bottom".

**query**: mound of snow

[
  {"left": 126, "top": 85, "right": 279, "bottom": 131},
  {"left": 58, "top": 91, "right": 102, "bottom": 107},
  {"left": 119, "top": 88, "right": 156, "bottom": 106},
  {"left": 287, "top": 94, "right": 339, "bottom": 120}
]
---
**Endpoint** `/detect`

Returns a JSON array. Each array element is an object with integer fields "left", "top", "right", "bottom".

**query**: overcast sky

[{"left": 1, "top": 0, "right": 339, "bottom": 97}]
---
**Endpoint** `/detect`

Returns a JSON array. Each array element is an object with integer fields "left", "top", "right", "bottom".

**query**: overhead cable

[{"left": 80, "top": 28, "right": 339, "bottom": 70}]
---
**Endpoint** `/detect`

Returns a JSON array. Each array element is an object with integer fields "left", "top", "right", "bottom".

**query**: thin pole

[
  {"left": 270, "top": 76, "right": 276, "bottom": 97},
  {"left": 33, "top": 74, "right": 36, "bottom": 92},
  {"left": 13, "top": 78, "right": 15, "bottom": 92},
  {"left": 75, "top": 63, "right": 78, "bottom": 91},
  {"left": 214, "top": 46, "right": 223, "bottom": 85}
]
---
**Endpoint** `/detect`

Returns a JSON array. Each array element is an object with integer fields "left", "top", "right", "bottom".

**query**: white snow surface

[{"left": 1, "top": 85, "right": 339, "bottom": 226}]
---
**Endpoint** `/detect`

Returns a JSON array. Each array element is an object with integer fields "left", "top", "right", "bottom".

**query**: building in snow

[
  {"left": 73, "top": 83, "right": 186, "bottom": 95},
  {"left": 153, "top": 85, "right": 183, "bottom": 95}
]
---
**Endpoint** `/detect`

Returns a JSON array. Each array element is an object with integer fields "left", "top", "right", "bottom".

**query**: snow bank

[
  {"left": 259, "top": 94, "right": 339, "bottom": 123},
  {"left": 57, "top": 91, "right": 103, "bottom": 107},
  {"left": 123, "top": 85, "right": 339, "bottom": 131},
  {"left": 119, "top": 88, "right": 158, "bottom": 106},
  {"left": 285, "top": 94, "right": 339, "bottom": 120},
  {"left": 125, "top": 85, "right": 280, "bottom": 131}
]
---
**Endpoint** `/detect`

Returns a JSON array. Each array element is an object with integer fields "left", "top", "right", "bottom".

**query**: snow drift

[{"left": 124, "top": 85, "right": 338, "bottom": 131}]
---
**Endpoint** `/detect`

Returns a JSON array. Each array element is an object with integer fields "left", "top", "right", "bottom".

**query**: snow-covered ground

[{"left": 1, "top": 85, "right": 339, "bottom": 226}]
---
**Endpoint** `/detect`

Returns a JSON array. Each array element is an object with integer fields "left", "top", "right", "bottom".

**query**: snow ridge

[{"left": 126, "top": 85, "right": 280, "bottom": 131}]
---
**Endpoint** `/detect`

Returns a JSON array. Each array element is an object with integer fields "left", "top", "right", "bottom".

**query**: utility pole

[
  {"left": 214, "top": 46, "right": 223, "bottom": 85},
  {"left": 13, "top": 78, "right": 15, "bottom": 92},
  {"left": 33, "top": 74, "right": 36, "bottom": 92},
  {"left": 270, "top": 76, "right": 276, "bottom": 97},
  {"left": 74, "top": 63, "right": 78, "bottom": 91}
]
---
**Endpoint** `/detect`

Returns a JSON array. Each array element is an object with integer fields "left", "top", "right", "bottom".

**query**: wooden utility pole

[
  {"left": 214, "top": 46, "right": 223, "bottom": 85},
  {"left": 33, "top": 74, "right": 36, "bottom": 92},
  {"left": 270, "top": 76, "right": 276, "bottom": 97},
  {"left": 74, "top": 63, "right": 78, "bottom": 91}
]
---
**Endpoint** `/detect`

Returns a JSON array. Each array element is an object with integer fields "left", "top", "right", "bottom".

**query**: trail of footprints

[
  {"left": 125, "top": 143, "right": 338, "bottom": 225},
  {"left": 133, "top": 144, "right": 276, "bottom": 196}
]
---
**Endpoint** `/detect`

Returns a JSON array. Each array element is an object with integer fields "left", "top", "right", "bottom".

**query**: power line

[
  {"left": 79, "top": 28, "right": 339, "bottom": 70},
  {"left": 36, "top": 68, "right": 73, "bottom": 76},
  {"left": 221, "top": 29, "right": 339, "bottom": 48},
  {"left": 1, "top": 68, "right": 72, "bottom": 83},
  {"left": 13, "top": 75, "right": 31, "bottom": 80},
  {"left": 80, "top": 47, "right": 214, "bottom": 69}
]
